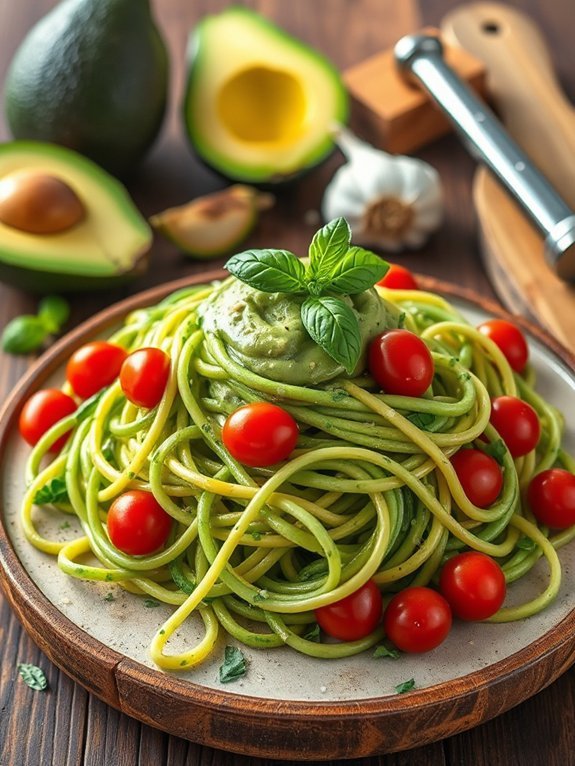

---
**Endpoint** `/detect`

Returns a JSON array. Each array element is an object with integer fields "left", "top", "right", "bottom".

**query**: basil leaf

[
  {"left": 308, "top": 218, "right": 351, "bottom": 280},
  {"left": 395, "top": 678, "right": 416, "bottom": 694},
  {"left": 226, "top": 249, "right": 306, "bottom": 293},
  {"left": 303, "top": 623, "right": 321, "bottom": 643},
  {"left": 2, "top": 315, "right": 47, "bottom": 354},
  {"left": 373, "top": 643, "right": 400, "bottom": 659},
  {"left": 301, "top": 296, "right": 361, "bottom": 375},
  {"left": 517, "top": 536, "right": 537, "bottom": 551},
  {"left": 407, "top": 412, "right": 436, "bottom": 430},
  {"left": 219, "top": 645, "right": 247, "bottom": 683},
  {"left": 329, "top": 246, "right": 389, "bottom": 294},
  {"left": 483, "top": 438, "right": 508, "bottom": 465},
  {"left": 18, "top": 663, "right": 48, "bottom": 691},
  {"left": 143, "top": 599, "right": 161, "bottom": 608},
  {"left": 38, "top": 295, "right": 70, "bottom": 333},
  {"left": 33, "top": 476, "right": 69, "bottom": 505}
]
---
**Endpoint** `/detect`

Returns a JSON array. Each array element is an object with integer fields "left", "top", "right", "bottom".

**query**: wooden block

[{"left": 343, "top": 29, "right": 487, "bottom": 153}]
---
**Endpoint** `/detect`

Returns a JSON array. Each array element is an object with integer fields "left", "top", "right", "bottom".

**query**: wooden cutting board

[{"left": 441, "top": 2, "right": 575, "bottom": 351}]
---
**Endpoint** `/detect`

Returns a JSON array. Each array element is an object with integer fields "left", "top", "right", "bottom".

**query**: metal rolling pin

[{"left": 394, "top": 34, "right": 575, "bottom": 281}]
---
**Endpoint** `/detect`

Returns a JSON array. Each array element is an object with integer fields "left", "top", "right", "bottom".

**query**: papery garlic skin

[{"left": 322, "top": 129, "right": 443, "bottom": 252}]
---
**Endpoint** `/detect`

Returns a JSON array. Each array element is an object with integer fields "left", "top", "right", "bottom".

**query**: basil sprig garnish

[
  {"left": 225, "top": 218, "right": 389, "bottom": 373},
  {"left": 2, "top": 295, "right": 70, "bottom": 355}
]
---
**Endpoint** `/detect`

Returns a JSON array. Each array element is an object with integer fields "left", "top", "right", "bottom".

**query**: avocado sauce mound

[{"left": 200, "top": 278, "right": 400, "bottom": 386}]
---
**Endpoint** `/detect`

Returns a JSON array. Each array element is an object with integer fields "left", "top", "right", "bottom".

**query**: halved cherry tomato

[
  {"left": 377, "top": 264, "right": 419, "bottom": 290},
  {"left": 120, "top": 347, "right": 170, "bottom": 409},
  {"left": 384, "top": 586, "right": 452, "bottom": 653},
  {"left": 222, "top": 402, "right": 298, "bottom": 467},
  {"left": 107, "top": 490, "right": 172, "bottom": 556},
  {"left": 490, "top": 396, "right": 540, "bottom": 457},
  {"left": 368, "top": 329, "right": 434, "bottom": 397},
  {"left": 527, "top": 468, "right": 575, "bottom": 529},
  {"left": 478, "top": 319, "right": 529, "bottom": 373},
  {"left": 439, "top": 551, "right": 506, "bottom": 621},
  {"left": 450, "top": 448, "right": 503, "bottom": 508},
  {"left": 19, "top": 388, "right": 77, "bottom": 452},
  {"left": 66, "top": 341, "right": 127, "bottom": 399},
  {"left": 315, "top": 580, "right": 382, "bottom": 641}
]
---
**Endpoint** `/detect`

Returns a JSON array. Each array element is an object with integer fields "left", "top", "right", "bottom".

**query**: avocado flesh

[
  {"left": 0, "top": 142, "right": 152, "bottom": 292},
  {"left": 184, "top": 7, "right": 348, "bottom": 183}
]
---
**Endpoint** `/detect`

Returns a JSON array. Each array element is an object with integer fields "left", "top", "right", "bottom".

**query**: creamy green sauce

[{"left": 200, "top": 278, "right": 400, "bottom": 385}]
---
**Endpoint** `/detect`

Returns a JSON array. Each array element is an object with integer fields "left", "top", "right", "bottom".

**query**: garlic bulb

[{"left": 322, "top": 128, "right": 443, "bottom": 251}]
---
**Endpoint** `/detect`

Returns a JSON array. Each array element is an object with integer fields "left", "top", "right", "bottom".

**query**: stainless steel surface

[{"left": 394, "top": 34, "right": 575, "bottom": 281}]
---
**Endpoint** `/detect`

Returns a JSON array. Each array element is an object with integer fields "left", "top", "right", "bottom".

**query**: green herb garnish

[
  {"left": 373, "top": 643, "right": 400, "bottom": 659},
  {"left": 303, "top": 623, "right": 321, "bottom": 643},
  {"left": 33, "top": 476, "right": 69, "bottom": 506},
  {"left": 225, "top": 218, "right": 389, "bottom": 373},
  {"left": 2, "top": 295, "right": 70, "bottom": 355},
  {"left": 407, "top": 411, "right": 436, "bottom": 431},
  {"left": 18, "top": 663, "right": 48, "bottom": 691},
  {"left": 517, "top": 536, "right": 537, "bottom": 551},
  {"left": 219, "top": 646, "right": 247, "bottom": 683},
  {"left": 395, "top": 678, "right": 416, "bottom": 694},
  {"left": 143, "top": 599, "right": 161, "bottom": 608},
  {"left": 103, "top": 592, "right": 116, "bottom": 602},
  {"left": 483, "top": 438, "right": 508, "bottom": 465}
]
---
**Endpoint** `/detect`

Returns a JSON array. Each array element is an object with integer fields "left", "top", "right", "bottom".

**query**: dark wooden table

[{"left": 1, "top": 1, "right": 573, "bottom": 764}]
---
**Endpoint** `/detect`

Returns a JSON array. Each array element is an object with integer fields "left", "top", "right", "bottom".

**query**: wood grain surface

[{"left": 0, "top": 1, "right": 574, "bottom": 765}]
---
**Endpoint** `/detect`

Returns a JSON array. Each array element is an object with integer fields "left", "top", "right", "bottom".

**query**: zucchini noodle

[{"left": 22, "top": 280, "right": 575, "bottom": 670}]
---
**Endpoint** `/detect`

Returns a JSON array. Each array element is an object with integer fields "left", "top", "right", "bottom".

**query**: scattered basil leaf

[
  {"left": 517, "top": 536, "right": 537, "bottom": 551},
  {"left": 329, "top": 246, "right": 389, "bottom": 295},
  {"left": 307, "top": 217, "right": 351, "bottom": 280},
  {"left": 168, "top": 559, "right": 196, "bottom": 595},
  {"left": 38, "top": 295, "right": 70, "bottom": 333},
  {"left": 483, "top": 438, "right": 508, "bottom": 465},
  {"left": 395, "top": 678, "right": 416, "bottom": 694},
  {"left": 34, "top": 476, "right": 69, "bottom": 505},
  {"left": 303, "top": 624, "right": 321, "bottom": 643},
  {"left": 373, "top": 643, "right": 400, "bottom": 659},
  {"left": 143, "top": 599, "right": 161, "bottom": 608},
  {"left": 219, "top": 646, "right": 247, "bottom": 683},
  {"left": 301, "top": 296, "right": 361, "bottom": 374},
  {"left": 2, "top": 315, "right": 48, "bottom": 354},
  {"left": 18, "top": 663, "right": 48, "bottom": 691},
  {"left": 225, "top": 249, "right": 307, "bottom": 294},
  {"left": 407, "top": 412, "right": 436, "bottom": 430},
  {"left": 103, "top": 592, "right": 116, "bottom": 602}
]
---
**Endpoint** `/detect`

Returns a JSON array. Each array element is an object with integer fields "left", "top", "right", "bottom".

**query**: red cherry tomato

[
  {"left": 377, "top": 264, "right": 419, "bottom": 290},
  {"left": 107, "top": 490, "right": 172, "bottom": 556},
  {"left": 490, "top": 396, "right": 540, "bottom": 458},
  {"left": 368, "top": 329, "right": 434, "bottom": 397},
  {"left": 450, "top": 448, "right": 503, "bottom": 508},
  {"left": 315, "top": 580, "right": 382, "bottom": 641},
  {"left": 66, "top": 341, "right": 127, "bottom": 399},
  {"left": 439, "top": 552, "right": 506, "bottom": 621},
  {"left": 384, "top": 586, "right": 452, "bottom": 653},
  {"left": 120, "top": 347, "right": 170, "bottom": 409},
  {"left": 222, "top": 402, "right": 298, "bottom": 467},
  {"left": 478, "top": 319, "right": 529, "bottom": 373},
  {"left": 19, "top": 388, "right": 77, "bottom": 452},
  {"left": 527, "top": 469, "right": 575, "bottom": 529}
]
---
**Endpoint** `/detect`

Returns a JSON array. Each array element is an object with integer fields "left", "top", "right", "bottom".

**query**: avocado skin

[
  {"left": 0, "top": 252, "right": 150, "bottom": 295},
  {"left": 4, "top": 0, "right": 169, "bottom": 177}
]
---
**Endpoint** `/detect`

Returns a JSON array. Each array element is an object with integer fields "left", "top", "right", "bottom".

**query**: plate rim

[{"left": 1, "top": 271, "right": 575, "bottom": 759}]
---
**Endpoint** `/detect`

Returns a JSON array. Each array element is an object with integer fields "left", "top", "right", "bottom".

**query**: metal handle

[{"left": 394, "top": 34, "right": 575, "bottom": 281}]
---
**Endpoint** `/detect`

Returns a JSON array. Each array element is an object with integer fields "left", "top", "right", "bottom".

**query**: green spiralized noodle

[{"left": 21, "top": 282, "right": 575, "bottom": 671}]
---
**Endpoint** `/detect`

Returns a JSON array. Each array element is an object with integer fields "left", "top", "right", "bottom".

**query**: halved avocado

[
  {"left": 0, "top": 141, "right": 152, "bottom": 292},
  {"left": 183, "top": 7, "right": 348, "bottom": 184}
]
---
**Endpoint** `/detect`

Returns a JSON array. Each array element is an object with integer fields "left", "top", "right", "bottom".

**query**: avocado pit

[{"left": 0, "top": 170, "right": 86, "bottom": 235}]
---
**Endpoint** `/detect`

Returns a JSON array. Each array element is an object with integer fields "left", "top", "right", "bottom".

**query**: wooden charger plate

[{"left": 1, "top": 272, "right": 575, "bottom": 760}]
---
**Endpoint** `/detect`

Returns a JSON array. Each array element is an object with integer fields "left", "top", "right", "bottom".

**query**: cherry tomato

[
  {"left": 439, "top": 552, "right": 506, "bottom": 621},
  {"left": 315, "top": 580, "right": 382, "bottom": 641},
  {"left": 384, "top": 586, "right": 452, "bottom": 653},
  {"left": 377, "top": 264, "right": 419, "bottom": 290},
  {"left": 19, "top": 388, "right": 77, "bottom": 452},
  {"left": 120, "top": 347, "right": 170, "bottom": 409},
  {"left": 527, "top": 469, "right": 575, "bottom": 529},
  {"left": 450, "top": 448, "right": 503, "bottom": 508},
  {"left": 477, "top": 319, "right": 529, "bottom": 373},
  {"left": 222, "top": 402, "right": 298, "bottom": 467},
  {"left": 368, "top": 329, "right": 434, "bottom": 397},
  {"left": 66, "top": 341, "right": 127, "bottom": 399},
  {"left": 107, "top": 490, "right": 172, "bottom": 556},
  {"left": 490, "top": 396, "right": 540, "bottom": 458}
]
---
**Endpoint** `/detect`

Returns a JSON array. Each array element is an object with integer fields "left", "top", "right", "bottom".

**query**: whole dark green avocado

[{"left": 4, "top": 0, "right": 169, "bottom": 176}]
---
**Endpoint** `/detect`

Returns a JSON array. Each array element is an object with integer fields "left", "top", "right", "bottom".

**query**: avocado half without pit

[
  {"left": 0, "top": 142, "right": 152, "bottom": 292},
  {"left": 183, "top": 7, "right": 348, "bottom": 184}
]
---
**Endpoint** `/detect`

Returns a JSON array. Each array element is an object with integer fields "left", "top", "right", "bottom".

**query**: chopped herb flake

[
  {"left": 303, "top": 624, "right": 321, "bottom": 643},
  {"left": 395, "top": 678, "right": 416, "bottom": 694},
  {"left": 144, "top": 599, "right": 161, "bottom": 608},
  {"left": 18, "top": 663, "right": 48, "bottom": 691},
  {"left": 34, "top": 477, "right": 68, "bottom": 505},
  {"left": 103, "top": 592, "right": 116, "bottom": 602},
  {"left": 219, "top": 646, "right": 247, "bottom": 683},
  {"left": 373, "top": 643, "right": 400, "bottom": 659},
  {"left": 517, "top": 536, "right": 537, "bottom": 551}
]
